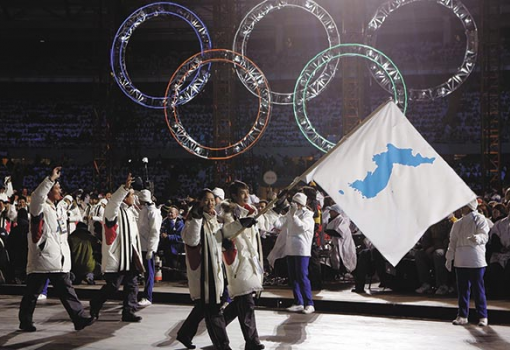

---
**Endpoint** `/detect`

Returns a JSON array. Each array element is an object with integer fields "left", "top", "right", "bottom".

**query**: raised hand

[
  {"left": 50, "top": 167, "right": 62, "bottom": 182},
  {"left": 124, "top": 173, "right": 134, "bottom": 190}
]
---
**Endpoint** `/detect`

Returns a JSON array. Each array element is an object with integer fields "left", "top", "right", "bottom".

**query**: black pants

[
  {"left": 223, "top": 293, "right": 260, "bottom": 347},
  {"left": 354, "top": 249, "right": 373, "bottom": 290},
  {"left": 91, "top": 271, "right": 139, "bottom": 315},
  {"left": 205, "top": 301, "right": 231, "bottom": 350},
  {"left": 177, "top": 300, "right": 232, "bottom": 350},
  {"left": 177, "top": 302, "right": 204, "bottom": 343},
  {"left": 19, "top": 272, "right": 86, "bottom": 325}
]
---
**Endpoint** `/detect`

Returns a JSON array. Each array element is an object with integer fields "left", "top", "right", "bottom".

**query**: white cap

[
  {"left": 249, "top": 194, "right": 260, "bottom": 204},
  {"left": 138, "top": 189, "right": 152, "bottom": 203},
  {"left": 326, "top": 204, "right": 343, "bottom": 214},
  {"left": 63, "top": 195, "right": 74, "bottom": 203},
  {"left": 212, "top": 187, "right": 225, "bottom": 200},
  {"left": 292, "top": 192, "right": 307, "bottom": 207},
  {"left": 467, "top": 198, "right": 478, "bottom": 211}
]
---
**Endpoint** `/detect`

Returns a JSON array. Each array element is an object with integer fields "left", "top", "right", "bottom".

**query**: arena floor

[{"left": 1, "top": 294, "right": 510, "bottom": 350}]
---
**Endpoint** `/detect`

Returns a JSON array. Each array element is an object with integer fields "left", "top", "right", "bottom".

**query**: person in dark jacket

[
  {"left": 7, "top": 208, "right": 29, "bottom": 283},
  {"left": 159, "top": 205, "right": 185, "bottom": 280},
  {"left": 68, "top": 222, "right": 99, "bottom": 285}
]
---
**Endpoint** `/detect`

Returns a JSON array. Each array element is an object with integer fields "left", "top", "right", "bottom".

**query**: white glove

[
  {"left": 146, "top": 251, "right": 154, "bottom": 260},
  {"left": 445, "top": 259, "right": 452, "bottom": 272},
  {"left": 289, "top": 202, "right": 298, "bottom": 216},
  {"left": 467, "top": 235, "right": 478, "bottom": 243}
]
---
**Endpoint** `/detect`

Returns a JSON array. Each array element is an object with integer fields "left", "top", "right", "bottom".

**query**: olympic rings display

[
  {"left": 110, "top": 1, "right": 477, "bottom": 158},
  {"left": 366, "top": 0, "right": 478, "bottom": 101},
  {"left": 111, "top": 2, "right": 212, "bottom": 109},
  {"left": 293, "top": 43, "right": 407, "bottom": 153},
  {"left": 164, "top": 49, "right": 271, "bottom": 160},
  {"left": 233, "top": 0, "right": 341, "bottom": 105}
]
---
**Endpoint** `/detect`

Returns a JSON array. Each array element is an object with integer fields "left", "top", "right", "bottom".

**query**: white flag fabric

[{"left": 305, "top": 101, "right": 476, "bottom": 266}]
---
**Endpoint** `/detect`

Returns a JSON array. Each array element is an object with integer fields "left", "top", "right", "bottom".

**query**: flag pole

[{"left": 229, "top": 98, "right": 394, "bottom": 239}]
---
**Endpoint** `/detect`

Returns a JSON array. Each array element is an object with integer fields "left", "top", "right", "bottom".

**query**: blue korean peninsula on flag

[{"left": 305, "top": 101, "right": 476, "bottom": 266}]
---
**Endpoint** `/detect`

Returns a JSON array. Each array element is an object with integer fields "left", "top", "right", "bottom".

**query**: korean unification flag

[{"left": 305, "top": 101, "right": 476, "bottom": 266}]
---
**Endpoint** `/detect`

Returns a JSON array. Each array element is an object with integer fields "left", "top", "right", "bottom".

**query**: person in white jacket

[
  {"left": 178, "top": 188, "right": 249, "bottom": 350},
  {"left": 19, "top": 167, "right": 94, "bottom": 332},
  {"left": 324, "top": 204, "right": 357, "bottom": 276},
  {"left": 137, "top": 189, "right": 162, "bottom": 307},
  {"left": 445, "top": 198, "right": 490, "bottom": 327},
  {"left": 0, "top": 194, "right": 17, "bottom": 233},
  {"left": 281, "top": 192, "right": 316, "bottom": 314},
  {"left": 90, "top": 173, "right": 144, "bottom": 323},
  {"left": 88, "top": 197, "right": 107, "bottom": 237},
  {"left": 221, "top": 180, "right": 280, "bottom": 350}
]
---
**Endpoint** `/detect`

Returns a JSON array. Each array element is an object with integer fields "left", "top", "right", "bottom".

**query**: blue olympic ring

[{"left": 111, "top": 2, "right": 212, "bottom": 109}]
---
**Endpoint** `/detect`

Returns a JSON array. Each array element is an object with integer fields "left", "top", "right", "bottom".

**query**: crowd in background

[
  {"left": 1, "top": 170, "right": 510, "bottom": 304},
  {"left": 2, "top": 85, "right": 509, "bottom": 150}
]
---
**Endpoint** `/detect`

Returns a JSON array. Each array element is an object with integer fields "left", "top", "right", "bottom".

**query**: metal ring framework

[
  {"left": 366, "top": 0, "right": 477, "bottom": 101},
  {"left": 111, "top": 2, "right": 212, "bottom": 109},
  {"left": 233, "top": 0, "right": 340, "bottom": 105},
  {"left": 164, "top": 49, "right": 271, "bottom": 160},
  {"left": 294, "top": 43, "right": 407, "bottom": 153}
]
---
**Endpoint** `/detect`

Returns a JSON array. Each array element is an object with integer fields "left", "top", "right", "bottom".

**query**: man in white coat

[
  {"left": 137, "top": 189, "right": 162, "bottom": 307},
  {"left": 90, "top": 174, "right": 144, "bottom": 322},
  {"left": 221, "top": 180, "right": 277, "bottom": 350},
  {"left": 19, "top": 167, "right": 94, "bottom": 332}
]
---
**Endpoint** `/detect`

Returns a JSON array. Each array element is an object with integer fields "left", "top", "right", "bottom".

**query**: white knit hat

[
  {"left": 212, "top": 187, "right": 225, "bottom": 200},
  {"left": 138, "top": 189, "right": 152, "bottom": 203},
  {"left": 467, "top": 198, "right": 478, "bottom": 211},
  {"left": 326, "top": 204, "right": 343, "bottom": 214},
  {"left": 292, "top": 192, "right": 307, "bottom": 206}
]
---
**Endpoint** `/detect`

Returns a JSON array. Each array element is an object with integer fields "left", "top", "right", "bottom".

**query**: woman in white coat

[
  {"left": 445, "top": 199, "right": 490, "bottom": 327},
  {"left": 284, "top": 192, "right": 316, "bottom": 314}
]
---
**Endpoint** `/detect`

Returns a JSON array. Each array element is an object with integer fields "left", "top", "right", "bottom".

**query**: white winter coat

[
  {"left": 101, "top": 186, "right": 143, "bottom": 273},
  {"left": 182, "top": 212, "right": 243, "bottom": 304},
  {"left": 27, "top": 177, "right": 72, "bottom": 274},
  {"left": 446, "top": 211, "right": 489, "bottom": 268},
  {"left": 138, "top": 203, "right": 162, "bottom": 253},
  {"left": 284, "top": 207, "right": 315, "bottom": 257},
  {"left": 326, "top": 212, "right": 357, "bottom": 272},
  {"left": 67, "top": 204, "right": 82, "bottom": 233},
  {"left": 222, "top": 203, "right": 278, "bottom": 298}
]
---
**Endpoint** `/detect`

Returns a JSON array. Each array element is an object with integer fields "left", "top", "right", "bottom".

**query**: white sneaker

[
  {"left": 286, "top": 304, "right": 304, "bottom": 312},
  {"left": 452, "top": 316, "right": 468, "bottom": 325},
  {"left": 435, "top": 285, "right": 449, "bottom": 295},
  {"left": 415, "top": 283, "right": 432, "bottom": 294},
  {"left": 138, "top": 298, "right": 152, "bottom": 307},
  {"left": 478, "top": 318, "right": 488, "bottom": 327},
  {"left": 302, "top": 305, "right": 315, "bottom": 314},
  {"left": 37, "top": 294, "right": 47, "bottom": 301}
]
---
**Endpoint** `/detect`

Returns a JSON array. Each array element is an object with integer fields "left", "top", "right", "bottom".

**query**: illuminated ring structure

[
  {"left": 294, "top": 43, "right": 407, "bottom": 153},
  {"left": 233, "top": 0, "right": 340, "bottom": 105},
  {"left": 164, "top": 49, "right": 271, "bottom": 160},
  {"left": 366, "top": 0, "right": 477, "bottom": 101},
  {"left": 111, "top": 2, "right": 212, "bottom": 109}
]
